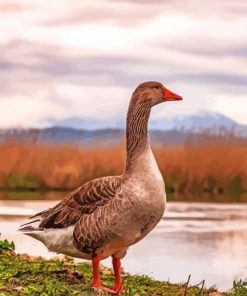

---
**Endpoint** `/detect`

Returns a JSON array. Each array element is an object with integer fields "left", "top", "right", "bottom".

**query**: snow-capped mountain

[
  {"left": 47, "top": 112, "right": 247, "bottom": 136},
  {"left": 0, "top": 112, "right": 246, "bottom": 147}
]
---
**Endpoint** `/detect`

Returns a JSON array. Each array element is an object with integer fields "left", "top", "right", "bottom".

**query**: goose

[{"left": 19, "top": 81, "right": 182, "bottom": 294}]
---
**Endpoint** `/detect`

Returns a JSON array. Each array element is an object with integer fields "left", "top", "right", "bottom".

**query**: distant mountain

[
  {"left": 47, "top": 112, "right": 247, "bottom": 136},
  {"left": 161, "top": 111, "right": 247, "bottom": 136},
  {"left": 0, "top": 127, "right": 125, "bottom": 146},
  {"left": 47, "top": 117, "right": 124, "bottom": 130},
  {"left": 0, "top": 127, "right": 190, "bottom": 146},
  {"left": 0, "top": 112, "right": 246, "bottom": 147}
]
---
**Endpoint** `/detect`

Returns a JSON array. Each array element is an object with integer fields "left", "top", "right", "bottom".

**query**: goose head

[{"left": 132, "top": 81, "right": 182, "bottom": 107}]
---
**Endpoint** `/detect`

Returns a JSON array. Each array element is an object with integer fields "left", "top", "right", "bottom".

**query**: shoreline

[{"left": 0, "top": 243, "right": 231, "bottom": 296}]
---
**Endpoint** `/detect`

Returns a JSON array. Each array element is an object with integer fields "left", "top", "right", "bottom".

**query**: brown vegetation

[{"left": 0, "top": 138, "right": 247, "bottom": 202}]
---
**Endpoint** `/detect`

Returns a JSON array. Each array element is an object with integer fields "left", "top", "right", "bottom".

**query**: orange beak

[{"left": 163, "top": 87, "right": 183, "bottom": 101}]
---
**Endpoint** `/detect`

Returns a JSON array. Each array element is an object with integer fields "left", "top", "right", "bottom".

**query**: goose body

[
  {"left": 20, "top": 81, "right": 182, "bottom": 294},
  {"left": 21, "top": 147, "right": 165, "bottom": 260}
]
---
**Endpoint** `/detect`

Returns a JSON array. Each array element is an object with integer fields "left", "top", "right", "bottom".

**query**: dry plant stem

[
  {"left": 184, "top": 274, "right": 191, "bottom": 296},
  {"left": 198, "top": 280, "right": 205, "bottom": 295}
]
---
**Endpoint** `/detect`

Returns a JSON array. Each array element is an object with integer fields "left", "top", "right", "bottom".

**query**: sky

[{"left": 0, "top": 0, "right": 247, "bottom": 128}]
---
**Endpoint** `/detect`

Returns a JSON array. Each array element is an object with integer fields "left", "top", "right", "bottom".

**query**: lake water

[{"left": 0, "top": 199, "right": 247, "bottom": 291}]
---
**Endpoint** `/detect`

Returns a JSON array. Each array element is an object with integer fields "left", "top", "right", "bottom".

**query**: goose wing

[{"left": 26, "top": 176, "right": 122, "bottom": 229}]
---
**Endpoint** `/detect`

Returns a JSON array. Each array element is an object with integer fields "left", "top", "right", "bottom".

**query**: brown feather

[{"left": 38, "top": 176, "right": 121, "bottom": 229}]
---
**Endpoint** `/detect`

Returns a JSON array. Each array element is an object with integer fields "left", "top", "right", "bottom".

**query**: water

[{"left": 0, "top": 199, "right": 247, "bottom": 291}]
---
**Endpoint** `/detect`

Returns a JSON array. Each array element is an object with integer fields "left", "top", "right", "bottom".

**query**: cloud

[
  {"left": 0, "top": 2, "right": 32, "bottom": 13},
  {"left": 1, "top": 39, "right": 246, "bottom": 88},
  {"left": 53, "top": 83, "right": 130, "bottom": 118},
  {"left": 40, "top": 4, "right": 161, "bottom": 27},
  {"left": 0, "top": 0, "right": 246, "bottom": 127},
  {"left": 161, "top": 38, "right": 247, "bottom": 58},
  {"left": 0, "top": 95, "right": 64, "bottom": 128},
  {"left": 207, "top": 94, "right": 247, "bottom": 125}
]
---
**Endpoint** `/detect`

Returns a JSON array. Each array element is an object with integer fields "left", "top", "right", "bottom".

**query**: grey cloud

[
  {"left": 40, "top": 5, "right": 161, "bottom": 27},
  {"left": 0, "top": 39, "right": 143, "bottom": 77},
  {"left": 163, "top": 40, "right": 247, "bottom": 58},
  {"left": 0, "top": 47, "right": 141, "bottom": 79},
  {"left": 110, "top": 71, "right": 247, "bottom": 90},
  {"left": 41, "top": 0, "right": 247, "bottom": 28},
  {"left": 172, "top": 73, "right": 247, "bottom": 86},
  {"left": 0, "top": 62, "right": 11, "bottom": 70},
  {"left": 110, "top": 0, "right": 247, "bottom": 18},
  {"left": 0, "top": 38, "right": 247, "bottom": 102},
  {"left": 228, "top": 7, "right": 247, "bottom": 15}
]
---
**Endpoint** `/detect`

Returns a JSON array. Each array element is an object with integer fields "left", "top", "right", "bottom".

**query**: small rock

[
  {"left": 102, "top": 270, "right": 112, "bottom": 275},
  {"left": 14, "top": 286, "right": 23, "bottom": 292},
  {"left": 8, "top": 278, "right": 20, "bottom": 285},
  {"left": 19, "top": 253, "right": 30, "bottom": 260}
]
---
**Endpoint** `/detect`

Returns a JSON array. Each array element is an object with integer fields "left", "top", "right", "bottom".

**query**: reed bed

[{"left": 0, "top": 138, "right": 246, "bottom": 201}]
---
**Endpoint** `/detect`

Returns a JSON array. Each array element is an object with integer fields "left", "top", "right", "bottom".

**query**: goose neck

[{"left": 124, "top": 100, "right": 152, "bottom": 174}]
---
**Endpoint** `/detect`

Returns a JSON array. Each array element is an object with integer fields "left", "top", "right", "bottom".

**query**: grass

[
  {"left": 0, "top": 239, "right": 237, "bottom": 296},
  {"left": 0, "top": 138, "right": 247, "bottom": 202}
]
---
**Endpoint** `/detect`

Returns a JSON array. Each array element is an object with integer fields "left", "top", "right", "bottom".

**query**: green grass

[
  {"left": 228, "top": 280, "right": 247, "bottom": 296},
  {"left": 4, "top": 175, "right": 43, "bottom": 190},
  {"left": 1, "top": 172, "right": 247, "bottom": 203},
  {"left": 0, "top": 240, "right": 246, "bottom": 296}
]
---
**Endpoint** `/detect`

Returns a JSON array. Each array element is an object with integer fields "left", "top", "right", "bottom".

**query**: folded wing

[{"left": 29, "top": 176, "right": 122, "bottom": 229}]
